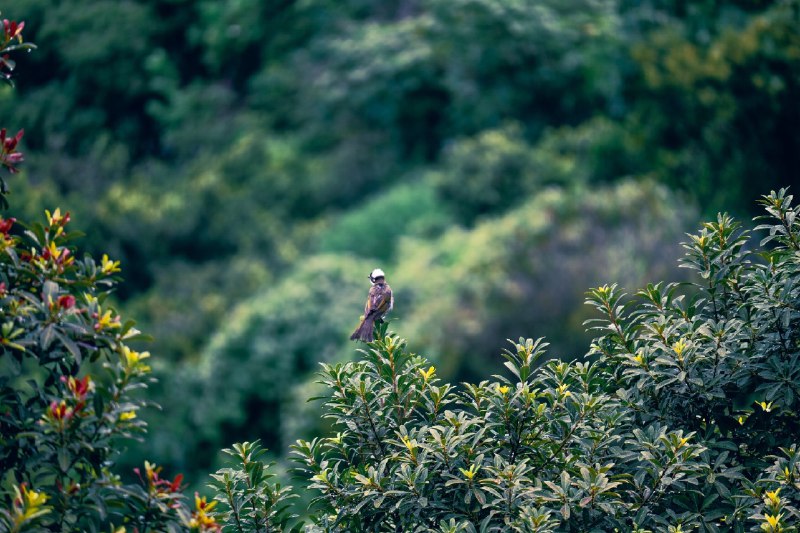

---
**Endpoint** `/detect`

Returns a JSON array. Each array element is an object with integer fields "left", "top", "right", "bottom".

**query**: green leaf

[
  {"left": 40, "top": 324, "right": 55, "bottom": 350},
  {"left": 55, "top": 331, "right": 82, "bottom": 363},
  {"left": 58, "top": 448, "right": 70, "bottom": 473}
]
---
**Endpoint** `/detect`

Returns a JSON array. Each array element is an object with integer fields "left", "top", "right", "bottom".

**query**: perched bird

[{"left": 350, "top": 268, "right": 393, "bottom": 342}]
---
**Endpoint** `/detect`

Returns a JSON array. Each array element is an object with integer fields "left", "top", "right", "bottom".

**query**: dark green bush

[
  {"left": 432, "top": 119, "right": 636, "bottom": 225},
  {"left": 0, "top": 18, "right": 221, "bottom": 531},
  {"left": 317, "top": 179, "right": 452, "bottom": 261},
  {"left": 396, "top": 180, "right": 696, "bottom": 380},
  {"left": 290, "top": 188, "right": 800, "bottom": 532},
  {"left": 208, "top": 441, "right": 298, "bottom": 532},
  {"left": 0, "top": 207, "right": 200, "bottom": 531},
  {"left": 139, "top": 254, "right": 372, "bottom": 483},
  {"left": 431, "top": 124, "right": 543, "bottom": 223},
  {"left": 623, "top": 0, "right": 800, "bottom": 215}
]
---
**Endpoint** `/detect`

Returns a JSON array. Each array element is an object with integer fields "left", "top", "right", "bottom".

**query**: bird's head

[{"left": 369, "top": 268, "right": 386, "bottom": 284}]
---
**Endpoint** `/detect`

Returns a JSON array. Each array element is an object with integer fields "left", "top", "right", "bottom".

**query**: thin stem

[
  {"left": 226, "top": 480, "right": 246, "bottom": 533},
  {"left": 359, "top": 388, "right": 386, "bottom": 459}
]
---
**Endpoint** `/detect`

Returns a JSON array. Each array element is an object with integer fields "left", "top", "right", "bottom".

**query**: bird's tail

[{"left": 350, "top": 315, "right": 376, "bottom": 342}]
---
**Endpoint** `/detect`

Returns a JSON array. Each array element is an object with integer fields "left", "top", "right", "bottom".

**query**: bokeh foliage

[
  {"left": 2, "top": 0, "right": 795, "bottom": 365},
  {"left": 396, "top": 180, "right": 695, "bottom": 380}
]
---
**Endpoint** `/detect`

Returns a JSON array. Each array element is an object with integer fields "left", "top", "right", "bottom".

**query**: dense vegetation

[
  {"left": 0, "top": 0, "right": 798, "bottom": 528},
  {"left": 4, "top": 171, "right": 800, "bottom": 531},
  {"left": 288, "top": 189, "right": 800, "bottom": 531},
  {"left": 3, "top": 0, "right": 796, "bottom": 369}
]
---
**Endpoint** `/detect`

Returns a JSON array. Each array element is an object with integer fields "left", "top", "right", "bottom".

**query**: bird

[{"left": 350, "top": 268, "right": 393, "bottom": 342}]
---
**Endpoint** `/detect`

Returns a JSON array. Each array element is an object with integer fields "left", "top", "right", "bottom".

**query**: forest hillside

[{"left": 1, "top": 0, "right": 798, "bottom": 507}]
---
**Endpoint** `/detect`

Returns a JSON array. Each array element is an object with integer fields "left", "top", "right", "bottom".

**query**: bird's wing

[
  {"left": 367, "top": 284, "right": 392, "bottom": 316},
  {"left": 383, "top": 284, "right": 393, "bottom": 313}
]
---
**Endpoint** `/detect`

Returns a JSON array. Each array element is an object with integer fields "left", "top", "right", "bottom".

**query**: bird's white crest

[{"left": 369, "top": 268, "right": 386, "bottom": 282}]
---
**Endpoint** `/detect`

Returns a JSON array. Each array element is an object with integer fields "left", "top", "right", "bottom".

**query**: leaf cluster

[
  {"left": 208, "top": 441, "right": 299, "bottom": 532},
  {"left": 0, "top": 16, "right": 203, "bottom": 531},
  {"left": 0, "top": 207, "right": 203, "bottom": 531},
  {"left": 292, "top": 327, "right": 700, "bottom": 531},
  {"left": 289, "top": 188, "right": 800, "bottom": 531}
]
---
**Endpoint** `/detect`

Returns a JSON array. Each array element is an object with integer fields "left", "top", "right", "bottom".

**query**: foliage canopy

[
  {"left": 2, "top": 2, "right": 800, "bottom": 531},
  {"left": 292, "top": 189, "right": 800, "bottom": 532}
]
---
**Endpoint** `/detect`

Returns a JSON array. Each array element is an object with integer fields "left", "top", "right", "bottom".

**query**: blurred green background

[{"left": 3, "top": 0, "right": 798, "bottom": 487}]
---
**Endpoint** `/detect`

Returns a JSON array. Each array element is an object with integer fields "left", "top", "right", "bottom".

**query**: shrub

[
  {"left": 431, "top": 123, "right": 543, "bottom": 223},
  {"left": 317, "top": 179, "right": 452, "bottom": 261},
  {"left": 584, "top": 187, "right": 800, "bottom": 530},
  {"left": 395, "top": 180, "right": 696, "bottom": 380},
  {"left": 432, "top": 118, "right": 636, "bottom": 226},
  {"left": 138, "top": 254, "right": 372, "bottom": 484},
  {"left": 208, "top": 440, "right": 298, "bottom": 532},
  {"left": 0, "top": 208, "right": 194, "bottom": 532},
  {"left": 291, "top": 188, "right": 800, "bottom": 531},
  {"left": 292, "top": 328, "right": 703, "bottom": 531},
  {"left": 0, "top": 14, "right": 226, "bottom": 531}
]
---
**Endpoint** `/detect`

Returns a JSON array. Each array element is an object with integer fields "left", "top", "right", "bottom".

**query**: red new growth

[
  {"left": 2, "top": 20, "right": 25, "bottom": 42},
  {"left": 0, "top": 128, "right": 24, "bottom": 173}
]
